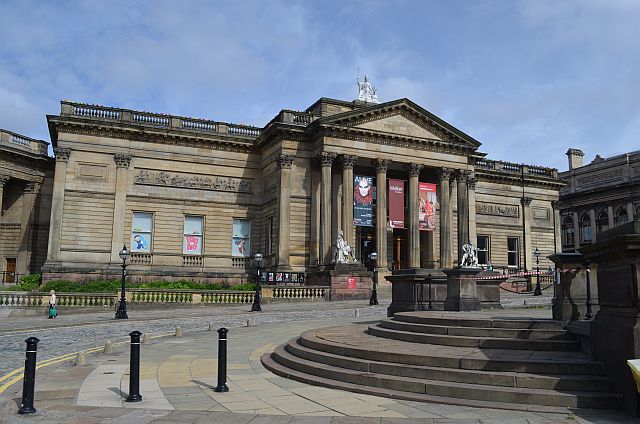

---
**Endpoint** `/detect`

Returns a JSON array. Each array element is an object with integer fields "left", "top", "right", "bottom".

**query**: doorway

[
  {"left": 3, "top": 258, "right": 16, "bottom": 284},
  {"left": 392, "top": 229, "right": 407, "bottom": 270},
  {"left": 357, "top": 226, "right": 376, "bottom": 270}
]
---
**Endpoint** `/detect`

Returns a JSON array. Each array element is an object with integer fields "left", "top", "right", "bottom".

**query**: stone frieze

[
  {"left": 576, "top": 169, "right": 623, "bottom": 186},
  {"left": 134, "top": 169, "right": 252, "bottom": 193},
  {"left": 476, "top": 202, "right": 519, "bottom": 218}
]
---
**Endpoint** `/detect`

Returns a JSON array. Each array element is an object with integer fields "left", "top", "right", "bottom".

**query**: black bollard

[
  {"left": 126, "top": 331, "right": 143, "bottom": 402},
  {"left": 18, "top": 337, "right": 40, "bottom": 414},
  {"left": 214, "top": 327, "right": 229, "bottom": 392}
]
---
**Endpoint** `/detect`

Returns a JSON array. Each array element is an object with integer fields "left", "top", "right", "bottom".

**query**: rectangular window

[
  {"left": 232, "top": 218, "right": 251, "bottom": 257},
  {"left": 507, "top": 237, "right": 519, "bottom": 268},
  {"left": 266, "top": 217, "right": 274, "bottom": 256},
  {"left": 183, "top": 216, "right": 203, "bottom": 255},
  {"left": 131, "top": 212, "right": 153, "bottom": 253},
  {"left": 477, "top": 235, "right": 489, "bottom": 265}
]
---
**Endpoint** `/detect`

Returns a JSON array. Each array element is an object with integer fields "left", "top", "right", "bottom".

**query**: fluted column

[
  {"left": 522, "top": 197, "right": 533, "bottom": 270},
  {"left": 320, "top": 152, "right": 336, "bottom": 263},
  {"left": 375, "top": 159, "right": 389, "bottom": 269},
  {"left": 111, "top": 153, "right": 132, "bottom": 262},
  {"left": 438, "top": 168, "right": 454, "bottom": 269},
  {"left": 467, "top": 174, "right": 477, "bottom": 248},
  {"left": 341, "top": 155, "right": 357, "bottom": 248},
  {"left": 408, "top": 163, "right": 423, "bottom": 268},
  {"left": 552, "top": 201, "right": 562, "bottom": 253},
  {"left": 47, "top": 148, "right": 71, "bottom": 262},
  {"left": 0, "top": 174, "right": 9, "bottom": 227},
  {"left": 309, "top": 167, "right": 321, "bottom": 266},
  {"left": 17, "top": 182, "right": 41, "bottom": 275},
  {"left": 456, "top": 170, "right": 470, "bottom": 265},
  {"left": 277, "top": 154, "right": 294, "bottom": 269}
]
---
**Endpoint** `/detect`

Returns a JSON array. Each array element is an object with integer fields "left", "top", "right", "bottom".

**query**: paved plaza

[{"left": 0, "top": 293, "right": 636, "bottom": 423}]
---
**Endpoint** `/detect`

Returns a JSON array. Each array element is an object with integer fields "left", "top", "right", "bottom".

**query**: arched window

[
  {"left": 614, "top": 208, "right": 628, "bottom": 227},
  {"left": 579, "top": 214, "right": 591, "bottom": 243},
  {"left": 596, "top": 210, "right": 609, "bottom": 233},
  {"left": 562, "top": 216, "right": 575, "bottom": 246}
]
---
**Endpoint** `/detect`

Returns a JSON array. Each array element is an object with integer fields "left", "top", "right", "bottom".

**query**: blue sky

[{"left": 1, "top": 0, "right": 638, "bottom": 170}]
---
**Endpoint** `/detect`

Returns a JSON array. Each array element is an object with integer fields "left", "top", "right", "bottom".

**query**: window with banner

[
  {"left": 183, "top": 216, "right": 203, "bottom": 255},
  {"left": 354, "top": 175, "right": 375, "bottom": 226},
  {"left": 507, "top": 237, "right": 519, "bottom": 268},
  {"left": 477, "top": 235, "right": 489, "bottom": 265},
  {"left": 232, "top": 218, "right": 251, "bottom": 257},
  {"left": 131, "top": 212, "right": 153, "bottom": 253},
  {"left": 419, "top": 182, "right": 436, "bottom": 231}
]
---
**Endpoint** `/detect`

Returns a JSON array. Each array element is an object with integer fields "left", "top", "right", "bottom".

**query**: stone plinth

[
  {"left": 386, "top": 269, "right": 447, "bottom": 317},
  {"left": 580, "top": 220, "right": 640, "bottom": 417},
  {"left": 306, "top": 263, "right": 372, "bottom": 301},
  {"left": 548, "top": 252, "right": 599, "bottom": 325},
  {"left": 443, "top": 267, "right": 482, "bottom": 311}
]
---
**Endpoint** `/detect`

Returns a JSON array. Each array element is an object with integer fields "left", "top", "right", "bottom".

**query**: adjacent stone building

[
  {"left": 559, "top": 149, "right": 640, "bottom": 253},
  {"left": 34, "top": 96, "right": 562, "bottom": 283},
  {"left": 0, "top": 129, "right": 54, "bottom": 282}
]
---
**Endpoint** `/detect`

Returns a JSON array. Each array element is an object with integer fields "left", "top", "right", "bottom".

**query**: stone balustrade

[
  {"left": 60, "top": 101, "right": 261, "bottom": 138},
  {"left": 475, "top": 159, "right": 558, "bottom": 179},
  {"left": 0, "top": 129, "right": 49, "bottom": 156},
  {"left": 265, "top": 109, "right": 318, "bottom": 128}
]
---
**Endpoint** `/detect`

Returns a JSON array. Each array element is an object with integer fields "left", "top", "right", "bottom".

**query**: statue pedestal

[
  {"left": 306, "top": 263, "right": 373, "bottom": 301},
  {"left": 443, "top": 267, "right": 482, "bottom": 311}
]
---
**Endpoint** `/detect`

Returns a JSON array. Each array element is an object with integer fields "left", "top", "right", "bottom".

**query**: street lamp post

[
  {"left": 369, "top": 252, "right": 378, "bottom": 306},
  {"left": 533, "top": 247, "right": 542, "bottom": 296},
  {"left": 584, "top": 259, "right": 594, "bottom": 320},
  {"left": 251, "top": 252, "right": 263, "bottom": 312},
  {"left": 115, "top": 245, "right": 130, "bottom": 319}
]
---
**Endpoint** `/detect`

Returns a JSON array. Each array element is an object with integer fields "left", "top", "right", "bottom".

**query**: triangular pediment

[{"left": 353, "top": 112, "right": 442, "bottom": 140}]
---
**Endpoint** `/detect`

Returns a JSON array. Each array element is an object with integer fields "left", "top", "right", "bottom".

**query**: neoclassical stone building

[
  {"left": 33, "top": 96, "right": 562, "bottom": 283},
  {"left": 559, "top": 148, "right": 639, "bottom": 252},
  {"left": 0, "top": 129, "right": 54, "bottom": 282}
]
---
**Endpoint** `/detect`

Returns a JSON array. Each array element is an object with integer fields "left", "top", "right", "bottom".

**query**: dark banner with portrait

[
  {"left": 419, "top": 182, "right": 437, "bottom": 231},
  {"left": 354, "top": 175, "right": 374, "bottom": 226},
  {"left": 388, "top": 179, "right": 405, "bottom": 229}
]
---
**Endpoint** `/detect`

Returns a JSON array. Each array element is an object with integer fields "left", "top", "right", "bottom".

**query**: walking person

[{"left": 48, "top": 290, "right": 57, "bottom": 319}]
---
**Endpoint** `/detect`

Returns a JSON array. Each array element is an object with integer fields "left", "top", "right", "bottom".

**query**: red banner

[
  {"left": 419, "top": 183, "right": 437, "bottom": 231},
  {"left": 388, "top": 179, "right": 405, "bottom": 228}
]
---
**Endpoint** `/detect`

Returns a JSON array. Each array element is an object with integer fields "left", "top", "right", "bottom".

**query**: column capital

[
  {"left": 551, "top": 200, "right": 560, "bottom": 210},
  {"left": 467, "top": 174, "right": 477, "bottom": 190},
  {"left": 278, "top": 154, "right": 294, "bottom": 169},
  {"left": 341, "top": 154, "right": 357, "bottom": 169},
  {"left": 114, "top": 153, "right": 132, "bottom": 168},
  {"left": 53, "top": 147, "right": 71, "bottom": 162},
  {"left": 375, "top": 159, "right": 389, "bottom": 173},
  {"left": 438, "top": 167, "right": 454, "bottom": 180},
  {"left": 521, "top": 197, "right": 533, "bottom": 207},
  {"left": 0, "top": 174, "right": 9, "bottom": 187},
  {"left": 24, "top": 181, "right": 41, "bottom": 193},
  {"left": 408, "top": 162, "right": 423, "bottom": 177},
  {"left": 455, "top": 169, "right": 472, "bottom": 183},
  {"left": 319, "top": 152, "right": 337, "bottom": 167}
]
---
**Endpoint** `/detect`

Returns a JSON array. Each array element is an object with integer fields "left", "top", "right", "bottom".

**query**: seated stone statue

[
  {"left": 459, "top": 241, "right": 479, "bottom": 268},
  {"left": 333, "top": 230, "right": 355, "bottom": 263}
]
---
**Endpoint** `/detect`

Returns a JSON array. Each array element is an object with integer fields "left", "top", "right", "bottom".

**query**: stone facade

[
  {"left": 0, "top": 129, "right": 54, "bottom": 282},
  {"left": 3, "top": 97, "right": 562, "bottom": 283}
]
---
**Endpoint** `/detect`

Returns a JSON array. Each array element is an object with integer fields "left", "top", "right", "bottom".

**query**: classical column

[
  {"left": 456, "top": 170, "right": 470, "bottom": 265},
  {"left": 589, "top": 208, "right": 597, "bottom": 244},
  {"left": 110, "top": 153, "right": 132, "bottom": 262},
  {"left": 551, "top": 201, "right": 562, "bottom": 253},
  {"left": 277, "top": 154, "right": 294, "bottom": 269},
  {"left": 17, "top": 182, "right": 41, "bottom": 275},
  {"left": 573, "top": 211, "right": 580, "bottom": 251},
  {"left": 408, "top": 163, "right": 423, "bottom": 268},
  {"left": 522, "top": 197, "right": 533, "bottom": 271},
  {"left": 607, "top": 205, "right": 614, "bottom": 229},
  {"left": 320, "top": 152, "right": 336, "bottom": 263},
  {"left": 438, "top": 168, "right": 454, "bottom": 269},
  {"left": 0, "top": 174, "right": 9, "bottom": 225},
  {"left": 375, "top": 159, "right": 388, "bottom": 269},
  {"left": 627, "top": 202, "right": 635, "bottom": 222},
  {"left": 309, "top": 167, "right": 321, "bottom": 266},
  {"left": 467, "top": 174, "right": 477, "bottom": 248},
  {"left": 341, "top": 155, "right": 357, "bottom": 248},
  {"left": 47, "top": 147, "right": 71, "bottom": 262}
]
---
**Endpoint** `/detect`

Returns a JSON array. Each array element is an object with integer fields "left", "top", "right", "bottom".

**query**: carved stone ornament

[
  {"left": 24, "top": 182, "right": 41, "bottom": 193},
  {"left": 320, "top": 152, "right": 337, "bottom": 167},
  {"left": 0, "top": 174, "right": 9, "bottom": 187},
  {"left": 341, "top": 154, "right": 357, "bottom": 169},
  {"left": 114, "top": 153, "right": 132, "bottom": 168},
  {"left": 551, "top": 200, "right": 560, "bottom": 210},
  {"left": 459, "top": 241, "right": 479, "bottom": 268},
  {"left": 476, "top": 202, "right": 519, "bottom": 218},
  {"left": 456, "top": 169, "right": 471, "bottom": 183},
  {"left": 134, "top": 169, "right": 252, "bottom": 193},
  {"left": 53, "top": 147, "right": 71, "bottom": 162},
  {"left": 466, "top": 174, "right": 477, "bottom": 190},
  {"left": 375, "top": 159, "right": 389, "bottom": 173},
  {"left": 409, "top": 163, "right": 423, "bottom": 177},
  {"left": 521, "top": 197, "right": 533, "bottom": 207},
  {"left": 278, "top": 154, "right": 294, "bottom": 169},
  {"left": 438, "top": 167, "right": 454, "bottom": 180}
]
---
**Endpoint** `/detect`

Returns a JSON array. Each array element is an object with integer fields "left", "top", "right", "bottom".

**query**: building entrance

[
  {"left": 356, "top": 226, "right": 376, "bottom": 270},
  {"left": 392, "top": 229, "right": 407, "bottom": 270}
]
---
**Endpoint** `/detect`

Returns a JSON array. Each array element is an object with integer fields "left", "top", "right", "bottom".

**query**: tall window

[
  {"left": 131, "top": 212, "right": 153, "bottom": 253},
  {"left": 477, "top": 235, "right": 489, "bottom": 266},
  {"left": 596, "top": 210, "right": 609, "bottom": 233},
  {"left": 507, "top": 237, "right": 519, "bottom": 268},
  {"left": 579, "top": 214, "right": 591, "bottom": 243},
  {"left": 614, "top": 208, "right": 628, "bottom": 227},
  {"left": 266, "top": 217, "right": 274, "bottom": 256},
  {"left": 183, "top": 216, "right": 203, "bottom": 255},
  {"left": 232, "top": 218, "right": 251, "bottom": 257},
  {"left": 562, "top": 216, "right": 575, "bottom": 246}
]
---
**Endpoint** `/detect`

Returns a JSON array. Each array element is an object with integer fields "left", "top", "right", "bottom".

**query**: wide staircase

[{"left": 262, "top": 311, "right": 621, "bottom": 412}]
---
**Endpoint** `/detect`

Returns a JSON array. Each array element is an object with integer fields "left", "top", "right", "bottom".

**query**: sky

[{"left": 1, "top": 0, "right": 639, "bottom": 170}]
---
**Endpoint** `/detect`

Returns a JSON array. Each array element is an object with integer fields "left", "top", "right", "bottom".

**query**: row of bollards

[{"left": 17, "top": 326, "right": 230, "bottom": 414}]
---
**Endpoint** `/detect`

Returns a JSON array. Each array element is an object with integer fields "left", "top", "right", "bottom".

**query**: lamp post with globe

[
  {"left": 533, "top": 247, "right": 542, "bottom": 296},
  {"left": 251, "top": 252, "right": 263, "bottom": 312},
  {"left": 115, "top": 245, "right": 131, "bottom": 319},
  {"left": 369, "top": 252, "right": 379, "bottom": 306}
]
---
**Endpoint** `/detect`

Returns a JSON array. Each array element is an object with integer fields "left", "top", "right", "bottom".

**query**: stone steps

[{"left": 393, "top": 311, "right": 565, "bottom": 330}]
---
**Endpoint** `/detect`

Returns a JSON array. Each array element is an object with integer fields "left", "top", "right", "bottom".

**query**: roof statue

[{"left": 356, "top": 74, "right": 379, "bottom": 103}]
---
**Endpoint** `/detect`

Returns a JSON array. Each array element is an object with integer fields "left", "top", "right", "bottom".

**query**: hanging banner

[
  {"left": 388, "top": 179, "right": 405, "bottom": 228},
  {"left": 354, "top": 175, "right": 374, "bottom": 226},
  {"left": 419, "top": 183, "right": 437, "bottom": 231}
]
